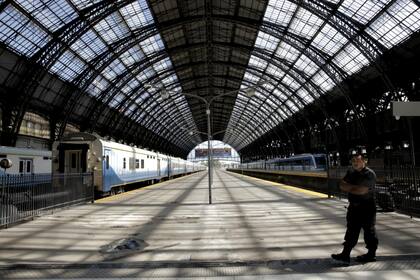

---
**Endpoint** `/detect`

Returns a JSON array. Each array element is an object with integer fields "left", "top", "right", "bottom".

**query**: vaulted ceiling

[{"left": 1, "top": 0, "right": 420, "bottom": 157}]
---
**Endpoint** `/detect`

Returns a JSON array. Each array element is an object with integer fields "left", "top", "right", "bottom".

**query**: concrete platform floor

[{"left": 1, "top": 169, "right": 420, "bottom": 279}]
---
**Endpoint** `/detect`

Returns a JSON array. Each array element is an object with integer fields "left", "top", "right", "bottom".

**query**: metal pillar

[{"left": 206, "top": 107, "right": 212, "bottom": 204}]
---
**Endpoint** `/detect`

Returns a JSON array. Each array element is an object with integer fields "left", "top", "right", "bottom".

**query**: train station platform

[{"left": 1, "top": 170, "right": 420, "bottom": 279}]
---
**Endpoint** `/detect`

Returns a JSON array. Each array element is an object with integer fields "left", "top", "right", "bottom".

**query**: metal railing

[
  {"left": 328, "top": 166, "right": 420, "bottom": 216},
  {"left": 0, "top": 173, "right": 94, "bottom": 228}
]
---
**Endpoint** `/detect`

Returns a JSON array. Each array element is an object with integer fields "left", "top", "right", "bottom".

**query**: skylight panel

[
  {"left": 162, "top": 75, "right": 178, "bottom": 88},
  {"left": 312, "top": 24, "right": 348, "bottom": 56},
  {"left": 289, "top": 8, "right": 323, "bottom": 38},
  {"left": 294, "top": 54, "right": 319, "bottom": 77},
  {"left": 141, "top": 67, "right": 157, "bottom": 80},
  {"left": 0, "top": 5, "right": 50, "bottom": 56},
  {"left": 15, "top": 0, "right": 77, "bottom": 32},
  {"left": 153, "top": 58, "right": 172, "bottom": 73},
  {"left": 285, "top": 100, "right": 298, "bottom": 113},
  {"left": 140, "top": 34, "right": 165, "bottom": 56},
  {"left": 70, "top": 30, "right": 108, "bottom": 61},
  {"left": 102, "top": 59, "right": 126, "bottom": 81},
  {"left": 290, "top": 94, "right": 305, "bottom": 108},
  {"left": 311, "top": 70, "right": 335, "bottom": 92},
  {"left": 120, "top": 46, "right": 145, "bottom": 67},
  {"left": 277, "top": 106, "right": 289, "bottom": 118},
  {"left": 120, "top": 0, "right": 154, "bottom": 30},
  {"left": 264, "top": 0, "right": 297, "bottom": 26},
  {"left": 391, "top": 0, "right": 420, "bottom": 32},
  {"left": 266, "top": 64, "right": 285, "bottom": 77},
  {"left": 94, "top": 13, "right": 131, "bottom": 44},
  {"left": 121, "top": 79, "right": 140, "bottom": 94},
  {"left": 282, "top": 74, "right": 300, "bottom": 91},
  {"left": 249, "top": 55, "right": 268, "bottom": 70},
  {"left": 296, "top": 88, "right": 314, "bottom": 103},
  {"left": 367, "top": 0, "right": 420, "bottom": 48},
  {"left": 272, "top": 87, "right": 289, "bottom": 101},
  {"left": 367, "top": 12, "right": 408, "bottom": 48},
  {"left": 255, "top": 31, "right": 280, "bottom": 53},
  {"left": 86, "top": 75, "right": 109, "bottom": 97},
  {"left": 243, "top": 72, "right": 260, "bottom": 85},
  {"left": 275, "top": 42, "right": 300, "bottom": 62},
  {"left": 338, "top": 0, "right": 390, "bottom": 25},
  {"left": 333, "top": 43, "right": 369, "bottom": 75},
  {"left": 50, "top": 50, "right": 87, "bottom": 81},
  {"left": 70, "top": 0, "right": 101, "bottom": 10}
]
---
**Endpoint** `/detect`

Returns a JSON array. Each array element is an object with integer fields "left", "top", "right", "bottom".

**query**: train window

[
  {"left": 136, "top": 159, "right": 140, "bottom": 169},
  {"left": 106, "top": 155, "right": 109, "bottom": 169},
  {"left": 71, "top": 153, "right": 77, "bottom": 168},
  {"left": 141, "top": 159, "right": 144, "bottom": 169},
  {"left": 19, "top": 160, "right": 24, "bottom": 173},
  {"left": 123, "top": 158, "right": 126, "bottom": 169},
  {"left": 19, "top": 159, "right": 32, "bottom": 174},
  {"left": 26, "top": 161, "right": 31, "bottom": 173}
]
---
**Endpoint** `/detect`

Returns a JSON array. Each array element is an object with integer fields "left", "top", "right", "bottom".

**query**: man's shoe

[
  {"left": 355, "top": 253, "right": 376, "bottom": 263},
  {"left": 331, "top": 253, "right": 350, "bottom": 264}
]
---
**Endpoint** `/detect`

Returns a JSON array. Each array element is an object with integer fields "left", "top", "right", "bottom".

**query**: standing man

[{"left": 331, "top": 146, "right": 378, "bottom": 264}]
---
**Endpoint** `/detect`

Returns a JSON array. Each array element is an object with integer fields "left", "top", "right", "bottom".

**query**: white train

[
  {"left": 52, "top": 133, "right": 205, "bottom": 195},
  {"left": 0, "top": 146, "right": 52, "bottom": 175}
]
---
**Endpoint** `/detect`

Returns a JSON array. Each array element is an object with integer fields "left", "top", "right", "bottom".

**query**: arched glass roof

[{"left": 1, "top": 0, "right": 419, "bottom": 156}]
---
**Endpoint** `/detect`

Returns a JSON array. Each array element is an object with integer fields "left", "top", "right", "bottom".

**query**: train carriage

[
  {"left": 0, "top": 146, "right": 52, "bottom": 175},
  {"left": 52, "top": 132, "right": 204, "bottom": 195}
]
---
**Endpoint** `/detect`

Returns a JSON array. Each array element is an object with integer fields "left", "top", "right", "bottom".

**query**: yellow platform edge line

[
  {"left": 231, "top": 171, "right": 329, "bottom": 198},
  {"left": 95, "top": 171, "right": 202, "bottom": 203}
]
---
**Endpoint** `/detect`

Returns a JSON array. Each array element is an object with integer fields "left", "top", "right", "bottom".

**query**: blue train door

[
  {"left": 157, "top": 159, "right": 161, "bottom": 177},
  {"left": 103, "top": 149, "right": 112, "bottom": 191}
]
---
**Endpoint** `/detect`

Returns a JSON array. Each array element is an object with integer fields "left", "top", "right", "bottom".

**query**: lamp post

[{"left": 149, "top": 82, "right": 266, "bottom": 204}]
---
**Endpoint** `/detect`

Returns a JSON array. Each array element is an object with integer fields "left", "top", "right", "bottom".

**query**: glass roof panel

[
  {"left": 296, "top": 88, "right": 314, "bottom": 103},
  {"left": 294, "top": 54, "right": 319, "bottom": 76},
  {"left": 333, "top": 43, "right": 370, "bottom": 75},
  {"left": 102, "top": 59, "right": 127, "bottom": 81},
  {"left": 153, "top": 57, "right": 172, "bottom": 73},
  {"left": 367, "top": 0, "right": 420, "bottom": 48},
  {"left": 94, "top": 12, "right": 131, "bottom": 44},
  {"left": 289, "top": 8, "right": 323, "bottom": 38},
  {"left": 50, "top": 50, "right": 88, "bottom": 81},
  {"left": 282, "top": 74, "right": 300, "bottom": 92},
  {"left": 15, "top": 0, "right": 78, "bottom": 32},
  {"left": 140, "top": 34, "right": 165, "bottom": 56},
  {"left": 338, "top": 0, "right": 391, "bottom": 25},
  {"left": 266, "top": 64, "right": 286, "bottom": 78},
  {"left": 86, "top": 75, "right": 109, "bottom": 97},
  {"left": 255, "top": 31, "right": 280, "bottom": 53},
  {"left": 120, "top": 0, "right": 154, "bottom": 30},
  {"left": 271, "top": 86, "right": 288, "bottom": 101},
  {"left": 249, "top": 55, "right": 269, "bottom": 70},
  {"left": 311, "top": 24, "right": 348, "bottom": 56},
  {"left": 120, "top": 45, "right": 145, "bottom": 67},
  {"left": 286, "top": 100, "right": 298, "bottom": 113},
  {"left": 264, "top": 0, "right": 297, "bottom": 26},
  {"left": 275, "top": 42, "right": 300, "bottom": 62},
  {"left": 0, "top": 5, "right": 50, "bottom": 56},
  {"left": 121, "top": 78, "right": 140, "bottom": 94},
  {"left": 70, "top": 30, "right": 108, "bottom": 62},
  {"left": 69, "top": 0, "right": 101, "bottom": 10},
  {"left": 311, "top": 70, "right": 336, "bottom": 92}
]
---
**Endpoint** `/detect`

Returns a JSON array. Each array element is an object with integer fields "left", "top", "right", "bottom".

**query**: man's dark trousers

[{"left": 343, "top": 201, "right": 378, "bottom": 252}]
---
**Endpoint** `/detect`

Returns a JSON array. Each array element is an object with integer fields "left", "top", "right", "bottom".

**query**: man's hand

[{"left": 340, "top": 180, "right": 369, "bottom": 195}]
